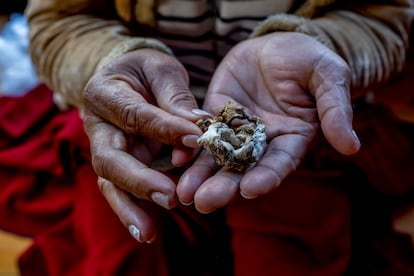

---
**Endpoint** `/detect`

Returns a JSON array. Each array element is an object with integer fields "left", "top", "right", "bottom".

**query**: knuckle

[
  {"left": 152, "top": 60, "right": 189, "bottom": 86},
  {"left": 153, "top": 58, "right": 184, "bottom": 75},
  {"left": 120, "top": 102, "right": 163, "bottom": 140},
  {"left": 119, "top": 102, "right": 138, "bottom": 133},
  {"left": 315, "top": 52, "right": 352, "bottom": 90},
  {"left": 332, "top": 58, "right": 351, "bottom": 79},
  {"left": 119, "top": 101, "right": 149, "bottom": 134},
  {"left": 82, "top": 82, "right": 95, "bottom": 104},
  {"left": 167, "top": 87, "right": 195, "bottom": 105},
  {"left": 90, "top": 149, "right": 110, "bottom": 179},
  {"left": 83, "top": 76, "right": 103, "bottom": 104},
  {"left": 80, "top": 113, "right": 94, "bottom": 133},
  {"left": 319, "top": 52, "right": 351, "bottom": 77},
  {"left": 97, "top": 177, "right": 108, "bottom": 194}
]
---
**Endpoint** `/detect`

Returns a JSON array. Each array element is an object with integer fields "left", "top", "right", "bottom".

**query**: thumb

[
  {"left": 148, "top": 63, "right": 205, "bottom": 122},
  {"left": 319, "top": 102, "right": 361, "bottom": 155},
  {"left": 310, "top": 54, "right": 361, "bottom": 155}
]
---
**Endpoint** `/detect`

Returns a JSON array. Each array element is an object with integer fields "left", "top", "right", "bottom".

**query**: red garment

[
  {"left": 0, "top": 84, "right": 231, "bottom": 276},
  {"left": 0, "top": 84, "right": 414, "bottom": 276},
  {"left": 0, "top": 85, "right": 169, "bottom": 275},
  {"left": 227, "top": 171, "right": 352, "bottom": 276},
  {"left": 0, "top": 84, "right": 77, "bottom": 236}
]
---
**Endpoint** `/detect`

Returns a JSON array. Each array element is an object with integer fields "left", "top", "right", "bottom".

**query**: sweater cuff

[
  {"left": 54, "top": 38, "right": 172, "bottom": 110},
  {"left": 96, "top": 37, "right": 173, "bottom": 71},
  {"left": 250, "top": 13, "right": 335, "bottom": 51}
]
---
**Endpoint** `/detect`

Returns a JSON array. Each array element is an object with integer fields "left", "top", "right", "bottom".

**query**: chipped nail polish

[
  {"left": 182, "top": 134, "right": 199, "bottom": 148},
  {"left": 179, "top": 198, "right": 194, "bottom": 206},
  {"left": 240, "top": 190, "right": 258, "bottom": 200},
  {"left": 352, "top": 129, "right": 360, "bottom": 141},
  {"left": 151, "top": 192, "right": 171, "bottom": 209},
  {"left": 192, "top": 109, "right": 213, "bottom": 118},
  {"left": 128, "top": 225, "right": 142, "bottom": 242}
]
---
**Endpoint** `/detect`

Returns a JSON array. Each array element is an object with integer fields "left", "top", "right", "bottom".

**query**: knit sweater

[{"left": 25, "top": 0, "right": 414, "bottom": 108}]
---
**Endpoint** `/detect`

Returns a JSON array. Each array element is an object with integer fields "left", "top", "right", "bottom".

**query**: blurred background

[
  {"left": 0, "top": 1, "right": 27, "bottom": 14},
  {"left": 0, "top": 0, "right": 38, "bottom": 98},
  {"left": 0, "top": 2, "right": 33, "bottom": 276}
]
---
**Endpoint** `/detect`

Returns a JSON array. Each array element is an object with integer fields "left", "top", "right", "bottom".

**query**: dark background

[{"left": 0, "top": 1, "right": 28, "bottom": 15}]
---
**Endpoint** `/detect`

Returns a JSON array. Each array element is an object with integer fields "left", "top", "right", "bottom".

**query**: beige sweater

[{"left": 25, "top": 0, "right": 414, "bottom": 109}]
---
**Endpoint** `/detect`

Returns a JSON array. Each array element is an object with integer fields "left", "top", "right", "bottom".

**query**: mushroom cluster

[{"left": 196, "top": 101, "right": 266, "bottom": 171}]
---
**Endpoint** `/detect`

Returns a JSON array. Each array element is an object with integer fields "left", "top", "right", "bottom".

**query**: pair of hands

[{"left": 82, "top": 32, "right": 360, "bottom": 243}]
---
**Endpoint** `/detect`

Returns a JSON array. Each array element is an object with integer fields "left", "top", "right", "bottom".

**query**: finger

[
  {"left": 146, "top": 61, "right": 202, "bottom": 121},
  {"left": 122, "top": 49, "right": 205, "bottom": 121},
  {"left": 127, "top": 136, "right": 162, "bottom": 167},
  {"left": 310, "top": 53, "right": 361, "bottom": 155},
  {"left": 239, "top": 135, "right": 306, "bottom": 198},
  {"left": 97, "top": 177, "right": 157, "bottom": 243},
  {"left": 171, "top": 133, "right": 201, "bottom": 166},
  {"left": 84, "top": 79, "right": 202, "bottom": 146},
  {"left": 176, "top": 150, "right": 219, "bottom": 205},
  {"left": 319, "top": 100, "right": 360, "bottom": 155},
  {"left": 193, "top": 169, "right": 242, "bottom": 214},
  {"left": 171, "top": 146, "right": 200, "bottom": 167},
  {"left": 84, "top": 113, "right": 178, "bottom": 209},
  {"left": 84, "top": 49, "right": 207, "bottom": 144}
]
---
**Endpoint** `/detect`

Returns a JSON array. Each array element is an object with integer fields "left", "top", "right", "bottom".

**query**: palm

[
  {"left": 204, "top": 34, "right": 321, "bottom": 170},
  {"left": 177, "top": 32, "right": 360, "bottom": 213}
]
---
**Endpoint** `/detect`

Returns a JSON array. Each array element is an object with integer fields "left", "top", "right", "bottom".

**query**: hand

[
  {"left": 177, "top": 32, "right": 361, "bottom": 213},
  {"left": 82, "top": 49, "right": 204, "bottom": 242}
]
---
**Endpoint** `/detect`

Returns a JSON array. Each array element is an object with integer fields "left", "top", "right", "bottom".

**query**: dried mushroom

[{"left": 196, "top": 101, "right": 266, "bottom": 171}]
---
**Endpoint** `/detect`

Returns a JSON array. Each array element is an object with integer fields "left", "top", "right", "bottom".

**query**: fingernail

[
  {"left": 151, "top": 192, "right": 171, "bottom": 209},
  {"left": 179, "top": 198, "right": 194, "bottom": 206},
  {"left": 240, "top": 190, "right": 258, "bottom": 199},
  {"left": 192, "top": 109, "right": 212, "bottom": 118},
  {"left": 195, "top": 206, "right": 215, "bottom": 214},
  {"left": 182, "top": 134, "right": 200, "bottom": 148},
  {"left": 128, "top": 225, "right": 142, "bottom": 242},
  {"left": 352, "top": 129, "right": 360, "bottom": 141}
]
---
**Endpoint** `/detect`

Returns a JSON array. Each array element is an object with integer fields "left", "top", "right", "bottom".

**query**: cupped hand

[
  {"left": 82, "top": 49, "right": 204, "bottom": 242},
  {"left": 177, "top": 32, "right": 361, "bottom": 213}
]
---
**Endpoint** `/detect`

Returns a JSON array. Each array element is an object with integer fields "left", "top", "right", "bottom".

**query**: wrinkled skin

[
  {"left": 82, "top": 48, "right": 204, "bottom": 242},
  {"left": 176, "top": 32, "right": 360, "bottom": 213},
  {"left": 82, "top": 32, "right": 360, "bottom": 242}
]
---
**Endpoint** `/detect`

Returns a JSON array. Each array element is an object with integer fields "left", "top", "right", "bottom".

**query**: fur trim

[
  {"left": 250, "top": 13, "right": 335, "bottom": 50},
  {"left": 96, "top": 38, "right": 173, "bottom": 71}
]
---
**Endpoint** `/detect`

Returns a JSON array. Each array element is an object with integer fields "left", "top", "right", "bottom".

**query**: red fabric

[
  {"left": 227, "top": 171, "right": 352, "bottom": 276},
  {"left": 18, "top": 165, "right": 170, "bottom": 276},
  {"left": 0, "top": 84, "right": 76, "bottom": 236},
  {"left": 1, "top": 84, "right": 414, "bottom": 276},
  {"left": 0, "top": 84, "right": 231, "bottom": 276},
  {"left": 227, "top": 169, "right": 414, "bottom": 276},
  {"left": 0, "top": 85, "right": 171, "bottom": 275}
]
